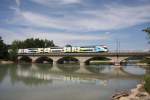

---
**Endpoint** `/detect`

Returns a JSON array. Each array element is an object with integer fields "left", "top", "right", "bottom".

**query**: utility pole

[{"left": 116, "top": 39, "right": 120, "bottom": 65}]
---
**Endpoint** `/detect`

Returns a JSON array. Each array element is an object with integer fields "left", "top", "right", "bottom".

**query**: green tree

[
  {"left": 143, "top": 27, "right": 150, "bottom": 34},
  {"left": 8, "top": 40, "right": 22, "bottom": 61},
  {"left": 142, "top": 27, "right": 150, "bottom": 64},
  {"left": 22, "top": 38, "right": 55, "bottom": 48},
  {"left": 0, "top": 37, "right": 8, "bottom": 59},
  {"left": 9, "top": 38, "right": 55, "bottom": 61},
  {"left": 144, "top": 75, "right": 150, "bottom": 93},
  {"left": 143, "top": 27, "right": 150, "bottom": 43},
  {"left": 65, "top": 44, "right": 72, "bottom": 47}
]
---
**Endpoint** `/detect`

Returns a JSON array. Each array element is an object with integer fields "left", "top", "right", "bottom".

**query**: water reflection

[
  {"left": 16, "top": 66, "right": 109, "bottom": 86},
  {"left": 57, "top": 64, "right": 80, "bottom": 73},
  {"left": 0, "top": 64, "right": 149, "bottom": 100},
  {"left": 0, "top": 64, "right": 9, "bottom": 82},
  {"left": 35, "top": 64, "right": 53, "bottom": 71},
  {"left": 122, "top": 65, "right": 146, "bottom": 75},
  {"left": 0, "top": 64, "right": 148, "bottom": 86},
  {"left": 86, "top": 65, "right": 107, "bottom": 74}
]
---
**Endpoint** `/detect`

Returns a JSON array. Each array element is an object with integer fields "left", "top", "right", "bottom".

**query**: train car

[
  {"left": 18, "top": 49, "right": 31, "bottom": 54},
  {"left": 19, "top": 48, "right": 39, "bottom": 54},
  {"left": 95, "top": 46, "right": 108, "bottom": 52},
  {"left": 63, "top": 45, "right": 108, "bottom": 53},
  {"left": 50, "top": 47, "right": 63, "bottom": 53},
  {"left": 44, "top": 48, "right": 51, "bottom": 53},
  {"left": 79, "top": 46, "right": 95, "bottom": 52},
  {"left": 63, "top": 47, "right": 72, "bottom": 52},
  {"left": 18, "top": 49, "right": 24, "bottom": 54},
  {"left": 27, "top": 48, "right": 38, "bottom": 53},
  {"left": 64, "top": 47, "right": 81, "bottom": 52},
  {"left": 72, "top": 47, "right": 80, "bottom": 52},
  {"left": 37, "top": 48, "right": 44, "bottom": 53}
]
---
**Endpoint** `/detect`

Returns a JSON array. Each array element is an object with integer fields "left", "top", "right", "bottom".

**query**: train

[{"left": 18, "top": 45, "right": 108, "bottom": 54}]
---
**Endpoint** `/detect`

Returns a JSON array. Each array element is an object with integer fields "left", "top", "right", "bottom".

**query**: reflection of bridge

[
  {"left": 17, "top": 52, "right": 150, "bottom": 72},
  {"left": 16, "top": 64, "right": 145, "bottom": 82}
]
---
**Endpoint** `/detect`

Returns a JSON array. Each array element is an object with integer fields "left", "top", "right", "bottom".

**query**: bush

[
  {"left": 140, "top": 58, "right": 150, "bottom": 64},
  {"left": 144, "top": 75, "right": 150, "bottom": 94}
]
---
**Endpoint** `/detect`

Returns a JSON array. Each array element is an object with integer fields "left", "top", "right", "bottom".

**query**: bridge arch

[
  {"left": 35, "top": 56, "right": 53, "bottom": 64},
  {"left": 107, "top": 57, "right": 128, "bottom": 65},
  {"left": 57, "top": 56, "right": 79, "bottom": 64},
  {"left": 85, "top": 57, "right": 111, "bottom": 65},
  {"left": 18, "top": 56, "right": 32, "bottom": 63}
]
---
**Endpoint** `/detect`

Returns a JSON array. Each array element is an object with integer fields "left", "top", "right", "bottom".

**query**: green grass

[
  {"left": 144, "top": 75, "right": 150, "bottom": 94},
  {"left": 140, "top": 58, "right": 150, "bottom": 64}
]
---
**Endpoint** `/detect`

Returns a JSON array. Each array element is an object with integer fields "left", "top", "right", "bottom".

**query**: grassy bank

[
  {"left": 140, "top": 58, "right": 150, "bottom": 65},
  {"left": 144, "top": 75, "right": 150, "bottom": 94}
]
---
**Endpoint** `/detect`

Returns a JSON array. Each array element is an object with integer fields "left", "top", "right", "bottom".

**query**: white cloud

[
  {"left": 62, "top": 0, "right": 81, "bottom": 4},
  {"left": 11, "top": 4, "right": 150, "bottom": 32},
  {"left": 15, "top": 0, "right": 21, "bottom": 7},
  {"left": 0, "top": 28, "right": 110, "bottom": 45},
  {"left": 30, "top": 0, "right": 81, "bottom": 6}
]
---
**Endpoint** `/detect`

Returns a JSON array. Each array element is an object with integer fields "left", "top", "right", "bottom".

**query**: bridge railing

[
  {"left": 17, "top": 51, "right": 150, "bottom": 57},
  {"left": 110, "top": 50, "right": 149, "bottom": 53}
]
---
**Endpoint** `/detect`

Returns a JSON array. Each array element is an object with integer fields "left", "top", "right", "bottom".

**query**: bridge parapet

[{"left": 17, "top": 52, "right": 150, "bottom": 57}]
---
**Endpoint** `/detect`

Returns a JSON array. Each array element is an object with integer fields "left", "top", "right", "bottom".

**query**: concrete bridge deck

[{"left": 17, "top": 52, "right": 150, "bottom": 57}]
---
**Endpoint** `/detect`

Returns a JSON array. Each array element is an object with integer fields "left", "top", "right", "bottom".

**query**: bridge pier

[
  {"left": 75, "top": 57, "right": 91, "bottom": 73},
  {"left": 30, "top": 56, "right": 39, "bottom": 63},
  {"left": 107, "top": 56, "right": 128, "bottom": 66},
  {"left": 50, "top": 57, "right": 61, "bottom": 72},
  {"left": 17, "top": 56, "right": 22, "bottom": 61}
]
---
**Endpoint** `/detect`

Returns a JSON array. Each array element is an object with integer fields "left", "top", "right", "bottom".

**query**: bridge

[{"left": 17, "top": 52, "right": 150, "bottom": 73}]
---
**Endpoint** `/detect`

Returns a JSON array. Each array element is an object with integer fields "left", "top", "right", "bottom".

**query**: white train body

[
  {"left": 18, "top": 45, "right": 108, "bottom": 54},
  {"left": 50, "top": 47, "right": 63, "bottom": 53}
]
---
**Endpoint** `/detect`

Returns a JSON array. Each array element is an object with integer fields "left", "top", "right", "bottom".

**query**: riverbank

[
  {"left": 136, "top": 63, "right": 150, "bottom": 66},
  {"left": 0, "top": 60, "right": 14, "bottom": 64},
  {"left": 112, "top": 84, "right": 150, "bottom": 100}
]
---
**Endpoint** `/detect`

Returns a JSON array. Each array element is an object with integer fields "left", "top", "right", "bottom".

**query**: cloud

[
  {"left": 9, "top": 4, "right": 150, "bottom": 32},
  {"left": 62, "top": 0, "right": 81, "bottom": 4},
  {"left": 0, "top": 28, "right": 110, "bottom": 45},
  {"left": 30, "top": 0, "right": 81, "bottom": 6},
  {"left": 15, "top": 0, "right": 21, "bottom": 7}
]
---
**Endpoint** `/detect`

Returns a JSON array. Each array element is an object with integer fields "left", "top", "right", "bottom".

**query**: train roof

[{"left": 50, "top": 47, "right": 63, "bottom": 49}]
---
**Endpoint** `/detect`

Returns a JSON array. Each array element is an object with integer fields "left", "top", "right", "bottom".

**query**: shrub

[
  {"left": 140, "top": 58, "right": 150, "bottom": 64},
  {"left": 144, "top": 75, "right": 150, "bottom": 94}
]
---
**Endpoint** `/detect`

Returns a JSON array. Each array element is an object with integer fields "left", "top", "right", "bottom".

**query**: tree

[
  {"left": 65, "top": 44, "right": 72, "bottom": 47},
  {"left": 143, "top": 27, "right": 150, "bottom": 34},
  {"left": 9, "top": 38, "right": 55, "bottom": 61},
  {"left": 142, "top": 27, "right": 150, "bottom": 64},
  {"left": 0, "top": 37, "right": 8, "bottom": 59},
  {"left": 143, "top": 27, "right": 150, "bottom": 43},
  {"left": 8, "top": 40, "right": 21, "bottom": 61}
]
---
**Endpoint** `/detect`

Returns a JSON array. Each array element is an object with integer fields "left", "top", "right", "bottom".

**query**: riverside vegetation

[
  {"left": 144, "top": 75, "right": 150, "bottom": 94},
  {"left": 0, "top": 37, "right": 55, "bottom": 61}
]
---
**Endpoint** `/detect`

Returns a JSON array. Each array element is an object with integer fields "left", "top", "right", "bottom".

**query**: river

[{"left": 0, "top": 64, "right": 149, "bottom": 100}]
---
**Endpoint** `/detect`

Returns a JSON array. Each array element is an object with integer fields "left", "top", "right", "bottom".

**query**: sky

[{"left": 0, "top": 0, "right": 150, "bottom": 51}]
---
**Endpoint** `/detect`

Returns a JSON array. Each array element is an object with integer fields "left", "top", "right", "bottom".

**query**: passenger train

[{"left": 18, "top": 45, "right": 108, "bottom": 54}]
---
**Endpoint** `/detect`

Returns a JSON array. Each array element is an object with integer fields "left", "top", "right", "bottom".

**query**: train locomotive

[{"left": 18, "top": 45, "right": 108, "bottom": 54}]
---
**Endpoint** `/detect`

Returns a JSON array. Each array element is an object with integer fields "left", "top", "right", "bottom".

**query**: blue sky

[{"left": 0, "top": 0, "right": 150, "bottom": 51}]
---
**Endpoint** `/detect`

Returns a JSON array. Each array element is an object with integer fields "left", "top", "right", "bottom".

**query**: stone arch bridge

[
  {"left": 17, "top": 52, "right": 150, "bottom": 73},
  {"left": 17, "top": 52, "right": 150, "bottom": 66}
]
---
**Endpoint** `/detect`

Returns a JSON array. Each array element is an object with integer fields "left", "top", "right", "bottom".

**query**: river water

[{"left": 0, "top": 64, "right": 149, "bottom": 100}]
